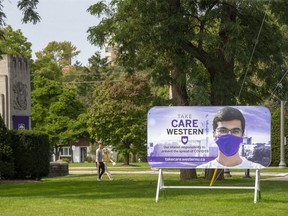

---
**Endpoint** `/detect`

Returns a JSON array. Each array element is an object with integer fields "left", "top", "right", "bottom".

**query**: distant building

[
  {"left": 58, "top": 138, "right": 91, "bottom": 163},
  {"left": 243, "top": 136, "right": 252, "bottom": 144},
  {"left": 103, "top": 45, "right": 117, "bottom": 65},
  {"left": 0, "top": 55, "right": 31, "bottom": 129}
]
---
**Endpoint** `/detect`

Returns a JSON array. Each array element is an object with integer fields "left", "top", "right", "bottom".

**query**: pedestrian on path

[
  {"left": 96, "top": 143, "right": 105, "bottom": 181},
  {"left": 103, "top": 146, "right": 115, "bottom": 180}
]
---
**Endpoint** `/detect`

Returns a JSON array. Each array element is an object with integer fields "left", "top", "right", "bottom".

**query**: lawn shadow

[
  {"left": 0, "top": 174, "right": 158, "bottom": 200},
  {"left": 1, "top": 174, "right": 288, "bottom": 203}
]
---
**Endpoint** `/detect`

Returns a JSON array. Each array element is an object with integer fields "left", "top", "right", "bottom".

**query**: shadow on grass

[
  {"left": 1, "top": 174, "right": 288, "bottom": 203},
  {"left": 0, "top": 174, "right": 158, "bottom": 200}
]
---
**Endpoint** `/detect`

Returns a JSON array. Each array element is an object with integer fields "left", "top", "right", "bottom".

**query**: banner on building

[{"left": 12, "top": 115, "right": 29, "bottom": 130}]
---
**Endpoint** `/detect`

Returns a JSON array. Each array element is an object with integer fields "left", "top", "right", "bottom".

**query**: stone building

[{"left": 0, "top": 54, "right": 31, "bottom": 129}]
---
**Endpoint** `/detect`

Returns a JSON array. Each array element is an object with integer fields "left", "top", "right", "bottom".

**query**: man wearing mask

[{"left": 198, "top": 107, "right": 264, "bottom": 169}]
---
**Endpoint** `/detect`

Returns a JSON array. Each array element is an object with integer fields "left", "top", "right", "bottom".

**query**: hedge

[
  {"left": 0, "top": 117, "right": 14, "bottom": 179},
  {"left": 271, "top": 107, "right": 288, "bottom": 166},
  {"left": 11, "top": 130, "right": 50, "bottom": 180}
]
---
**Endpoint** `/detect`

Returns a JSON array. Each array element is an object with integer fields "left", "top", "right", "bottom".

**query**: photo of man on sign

[{"left": 197, "top": 107, "right": 264, "bottom": 169}]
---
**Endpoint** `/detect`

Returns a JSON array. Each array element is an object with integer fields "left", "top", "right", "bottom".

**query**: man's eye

[
  {"left": 231, "top": 129, "right": 241, "bottom": 134},
  {"left": 219, "top": 129, "right": 228, "bottom": 134}
]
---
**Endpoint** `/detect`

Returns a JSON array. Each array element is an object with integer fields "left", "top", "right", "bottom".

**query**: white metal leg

[
  {"left": 155, "top": 169, "right": 163, "bottom": 202},
  {"left": 254, "top": 169, "right": 261, "bottom": 203}
]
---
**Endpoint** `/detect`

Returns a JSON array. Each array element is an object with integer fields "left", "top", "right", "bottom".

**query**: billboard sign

[{"left": 147, "top": 106, "right": 271, "bottom": 169}]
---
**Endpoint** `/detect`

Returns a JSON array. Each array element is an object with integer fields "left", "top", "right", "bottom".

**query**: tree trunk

[
  {"left": 168, "top": 0, "right": 199, "bottom": 180},
  {"left": 55, "top": 145, "right": 60, "bottom": 161},
  {"left": 123, "top": 152, "right": 130, "bottom": 165},
  {"left": 170, "top": 66, "right": 189, "bottom": 106},
  {"left": 210, "top": 1, "right": 237, "bottom": 106},
  {"left": 123, "top": 140, "right": 131, "bottom": 165},
  {"left": 204, "top": 169, "right": 224, "bottom": 181},
  {"left": 171, "top": 66, "right": 197, "bottom": 179},
  {"left": 205, "top": 3, "right": 237, "bottom": 179},
  {"left": 180, "top": 169, "right": 198, "bottom": 180},
  {"left": 131, "top": 153, "right": 136, "bottom": 163}
]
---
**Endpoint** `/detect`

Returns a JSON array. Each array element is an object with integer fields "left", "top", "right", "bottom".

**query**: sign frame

[{"left": 147, "top": 106, "right": 269, "bottom": 203}]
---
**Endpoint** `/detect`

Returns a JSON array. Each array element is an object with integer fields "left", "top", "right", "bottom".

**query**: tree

[
  {"left": 87, "top": 0, "right": 288, "bottom": 179},
  {"left": 250, "top": 145, "right": 271, "bottom": 167},
  {"left": 32, "top": 76, "right": 87, "bottom": 159},
  {"left": 31, "top": 49, "right": 88, "bottom": 160},
  {"left": 45, "top": 88, "right": 86, "bottom": 143},
  {"left": 0, "top": 115, "right": 14, "bottom": 179},
  {"left": 35, "top": 41, "right": 81, "bottom": 67},
  {"left": 88, "top": 73, "right": 152, "bottom": 165},
  {"left": 0, "top": 0, "right": 40, "bottom": 55},
  {"left": 270, "top": 107, "right": 288, "bottom": 166},
  {"left": 0, "top": 25, "right": 32, "bottom": 57},
  {"left": 0, "top": 0, "right": 40, "bottom": 26},
  {"left": 88, "top": 1, "right": 288, "bottom": 105},
  {"left": 63, "top": 52, "right": 119, "bottom": 107}
]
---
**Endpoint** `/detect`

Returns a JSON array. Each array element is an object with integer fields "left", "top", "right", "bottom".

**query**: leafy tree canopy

[
  {"left": 87, "top": 0, "right": 288, "bottom": 106},
  {"left": 88, "top": 72, "right": 152, "bottom": 164},
  {"left": 31, "top": 44, "right": 88, "bottom": 153},
  {"left": 0, "top": 0, "right": 40, "bottom": 53},
  {"left": 0, "top": 25, "right": 32, "bottom": 57},
  {"left": 0, "top": 0, "right": 40, "bottom": 26},
  {"left": 35, "top": 41, "right": 81, "bottom": 67}
]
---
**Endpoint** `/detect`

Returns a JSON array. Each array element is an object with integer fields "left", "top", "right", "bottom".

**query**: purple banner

[
  {"left": 12, "top": 115, "right": 29, "bottom": 130},
  {"left": 147, "top": 106, "right": 271, "bottom": 169},
  {"left": 148, "top": 157, "right": 215, "bottom": 162}
]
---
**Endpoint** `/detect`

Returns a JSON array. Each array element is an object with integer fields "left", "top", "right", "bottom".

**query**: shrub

[
  {"left": 61, "top": 157, "right": 71, "bottom": 163},
  {"left": 271, "top": 107, "right": 288, "bottom": 166},
  {"left": 86, "top": 156, "right": 92, "bottom": 162},
  {"left": 11, "top": 130, "right": 50, "bottom": 180},
  {"left": 0, "top": 117, "right": 14, "bottom": 179}
]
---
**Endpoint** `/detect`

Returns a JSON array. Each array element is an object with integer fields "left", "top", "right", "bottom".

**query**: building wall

[
  {"left": 103, "top": 45, "right": 117, "bottom": 66},
  {"left": 0, "top": 55, "right": 31, "bottom": 129},
  {"left": 0, "top": 74, "right": 8, "bottom": 126}
]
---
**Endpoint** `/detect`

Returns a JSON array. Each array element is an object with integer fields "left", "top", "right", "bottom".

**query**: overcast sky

[{"left": 3, "top": 0, "right": 102, "bottom": 66}]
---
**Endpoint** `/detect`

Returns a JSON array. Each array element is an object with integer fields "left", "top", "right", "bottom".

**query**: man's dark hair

[{"left": 213, "top": 107, "right": 245, "bottom": 133}]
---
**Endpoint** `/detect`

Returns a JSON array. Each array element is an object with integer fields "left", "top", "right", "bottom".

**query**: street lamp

[{"left": 279, "top": 100, "right": 287, "bottom": 168}]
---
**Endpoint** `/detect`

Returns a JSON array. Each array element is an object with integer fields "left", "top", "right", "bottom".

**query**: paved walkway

[{"left": 69, "top": 167, "right": 288, "bottom": 181}]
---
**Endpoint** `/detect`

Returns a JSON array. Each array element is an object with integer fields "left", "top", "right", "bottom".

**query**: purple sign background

[
  {"left": 12, "top": 115, "right": 29, "bottom": 130},
  {"left": 147, "top": 106, "right": 271, "bottom": 169}
]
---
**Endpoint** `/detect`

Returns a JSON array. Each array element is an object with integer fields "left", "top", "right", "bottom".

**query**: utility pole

[{"left": 279, "top": 100, "right": 287, "bottom": 168}]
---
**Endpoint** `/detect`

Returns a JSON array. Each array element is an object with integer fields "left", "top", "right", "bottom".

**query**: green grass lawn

[
  {"left": 1, "top": 173, "right": 288, "bottom": 216},
  {"left": 69, "top": 162, "right": 288, "bottom": 174}
]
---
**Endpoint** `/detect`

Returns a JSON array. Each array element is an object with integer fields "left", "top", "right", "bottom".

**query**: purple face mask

[{"left": 215, "top": 134, "right": 243, "bottom": 157}]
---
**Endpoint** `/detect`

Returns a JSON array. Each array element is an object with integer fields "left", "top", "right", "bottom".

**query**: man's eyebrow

[{"left": 217, "top": 127, "right": 241, "bottom": 129}]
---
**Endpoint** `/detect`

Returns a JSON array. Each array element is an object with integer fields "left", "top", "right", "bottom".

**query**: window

[{"left": 60, "top": 147, "right": 72, "bottom": 156}]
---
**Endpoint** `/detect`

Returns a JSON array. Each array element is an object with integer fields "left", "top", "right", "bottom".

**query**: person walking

[
  {"left": 102, "top": 147, "right": 115, "bottom": 180},
  {"left": 96, "top": 143, "right": 105, "bottom": 181}
]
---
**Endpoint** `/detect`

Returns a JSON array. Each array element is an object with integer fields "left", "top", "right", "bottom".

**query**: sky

[{"left": 3, "top": 0, "right": 102, "bottom": 66}]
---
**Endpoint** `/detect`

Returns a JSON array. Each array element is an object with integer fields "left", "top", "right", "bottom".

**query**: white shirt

[{"left": 197, "top": 157, "right": 265, "bottom": 169}]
